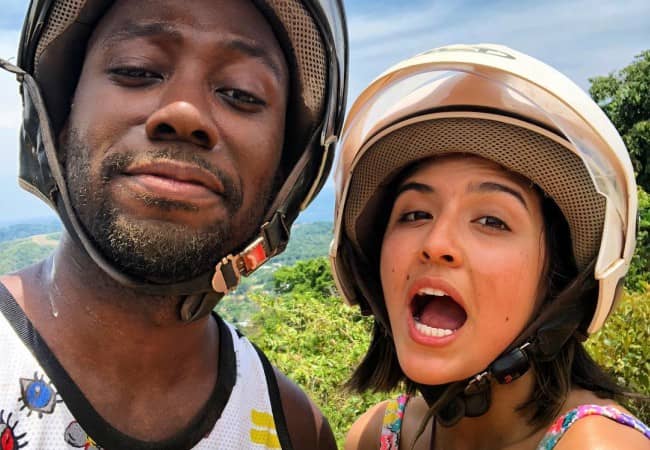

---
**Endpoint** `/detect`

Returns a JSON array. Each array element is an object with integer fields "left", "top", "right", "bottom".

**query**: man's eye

[
  {"left": 108, "top": 67, "right": 162, "bottom": 83},
  {"left": 218, "top": 89, "right": 265, "bottom": 106},
  {"left": 475, "top": 216, "right": 510, "bottom": 231},
  {"left": 398, "top": 211, "right": 431, "bottom": 222}
]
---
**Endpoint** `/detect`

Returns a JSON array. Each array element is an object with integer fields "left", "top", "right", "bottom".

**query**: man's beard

[{"left": 62, "top": 130, "right": 276, "bottom": 283}]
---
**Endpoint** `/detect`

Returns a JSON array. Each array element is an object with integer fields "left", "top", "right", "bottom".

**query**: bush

[
  {"left": 626, "top": 188, "right": 650, "bottom": 292},
  {"left": 246, "top": 287, "right": 390, "bottom": 447},
  {"left": 586, "top": 288, "right": 650, "bottom": 423},
  {"left": 248, "top": 257, "right": 649, "bottom": 446}
]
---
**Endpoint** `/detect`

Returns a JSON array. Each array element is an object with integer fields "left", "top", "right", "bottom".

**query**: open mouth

[{"left": 411, "top": 287, "right": 467, "bottom": 337}]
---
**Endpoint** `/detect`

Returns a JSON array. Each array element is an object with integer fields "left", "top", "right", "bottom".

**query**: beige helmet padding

[{"left": 346, "top": 113, "right": 605, "bottom": 271}]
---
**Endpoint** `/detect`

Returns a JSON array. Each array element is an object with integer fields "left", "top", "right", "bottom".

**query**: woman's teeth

[
  {"left": 417, "top": 287, "right": 448, "bottom": 297},
  {"left": 414, "top": 319, "right": 454, "bottom": 337}
]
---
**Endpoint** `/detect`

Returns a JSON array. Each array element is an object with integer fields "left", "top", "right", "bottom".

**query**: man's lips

[{"left": 121, "top": 161, "right": 225, "bottom": 199}]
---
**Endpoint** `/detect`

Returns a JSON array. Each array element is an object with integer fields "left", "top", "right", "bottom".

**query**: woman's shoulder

[
  {"left": 344, "top": 395, "right": 433, "bottom": 450},
  {"left": 344, "top": 399, "right": 393, "bottom": 450},
  {"left": 542, "top": 397, "right": 649, "bottom": 450}
]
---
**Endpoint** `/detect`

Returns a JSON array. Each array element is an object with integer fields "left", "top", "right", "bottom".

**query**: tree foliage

[
  {"left": 626, "top": 188, "right": 650, "bottom": 291},
  {"left": 246, "top": 257, "right": 393, "bottom": 447},
  {"left": 589, "top": 50, "right": 650, "bottom": 191},
  {"left": 0, "top": 234, "right": 59, "bottom": 274},
  {"left": 586, "top": 289, "right": 650, "bottom": 422},
  {"left": 0, "top": 220, "right": 61, "bottom": 243},
  {"left": 273, "top": 257, "right": 335, "bottom": 296},
  {"left": 247, "top": 257, "right": 649, "bottom": 447}
]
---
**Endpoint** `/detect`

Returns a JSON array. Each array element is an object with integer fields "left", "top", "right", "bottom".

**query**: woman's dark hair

[{"left": 346, "top": 159, "right": 635, "bottom": 427}]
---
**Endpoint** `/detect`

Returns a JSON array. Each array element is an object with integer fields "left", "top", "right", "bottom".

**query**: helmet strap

[
  {"left": 418, "top": 300, "right": 586, "bottom": 428},
  {"left": 419, "top": 341, "right": 533, "bottom": 427}
]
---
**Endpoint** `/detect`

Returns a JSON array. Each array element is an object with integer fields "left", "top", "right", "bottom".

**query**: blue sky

[{"left": 1, "top": 0, "right": 649, "bottom": 223}]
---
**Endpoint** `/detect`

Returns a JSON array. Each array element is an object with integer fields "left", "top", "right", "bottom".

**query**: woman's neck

[{"left": 431, "top": 372, "right": 547, "bottom": 450}]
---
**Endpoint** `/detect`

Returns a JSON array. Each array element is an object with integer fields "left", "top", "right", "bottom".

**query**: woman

[{"left": 329, "top": 44, "right": 649, "bottom": 449}]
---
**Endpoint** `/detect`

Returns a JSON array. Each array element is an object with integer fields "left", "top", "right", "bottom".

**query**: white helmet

[{"left": 330, "top": 44, "right": 637, "bottom": 335}]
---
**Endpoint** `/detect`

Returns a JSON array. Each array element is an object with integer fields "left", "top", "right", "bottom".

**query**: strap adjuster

[
  {"left": 211, "top": 213, "right": 289, "bottom": 295},
  {"left": 211, "top": 237, "right": 270, "bottom": 294}
]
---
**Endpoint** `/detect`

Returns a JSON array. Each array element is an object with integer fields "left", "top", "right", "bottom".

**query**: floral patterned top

[
  {"left": 537, "top": 404, "right": 650, "bottom": 449},
  {"left": 380, "top": 394, "right": 410, "bottom": 450},
  {"left": 380, "top": 397, "right": 650, "bottom": 449}
]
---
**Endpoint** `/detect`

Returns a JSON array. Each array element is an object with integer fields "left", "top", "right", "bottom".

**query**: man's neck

[{"left": 1, "top": 232, "right": 221, "bottom": 441}]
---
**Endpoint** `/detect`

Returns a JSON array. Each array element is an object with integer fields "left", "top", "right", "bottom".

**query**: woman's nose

[{"left": 418, "top": 217, "right": 463, "bottom": 268}]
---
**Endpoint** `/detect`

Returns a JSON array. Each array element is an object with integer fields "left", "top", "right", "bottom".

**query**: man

[{"left": 0, "top": 0, "right": 347, "bottom": 448}]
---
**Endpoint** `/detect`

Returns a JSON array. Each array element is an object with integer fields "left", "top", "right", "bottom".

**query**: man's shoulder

[
  {"left": 272, "top": 367, "right": 337, "bottom": 450},
  {"left": 216, "top": 318, "right": 337, "bottom": 449}
]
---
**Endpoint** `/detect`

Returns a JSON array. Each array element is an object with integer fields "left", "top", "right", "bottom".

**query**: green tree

[
  {"left": 273, "top": 256, "right": 335, "bottom": 296},
  {"left": 248, "top": 257, "right": 649, "bottom": 446},
  {"left": 589, "top": 50, "right": 650, "bottom": 191},
  {"left": 586, "top": 289, "right": 650, "bottom": 423},
  {"left": 626, "top": 188, "right": 650, "bottom": 291},
  {"left": 247, "top": 259, "right": 393, "bottom": 447}
]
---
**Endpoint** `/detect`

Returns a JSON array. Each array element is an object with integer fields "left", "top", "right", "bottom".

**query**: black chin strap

[
  {"left": 419, "top": 341, "right": 533, "bottom": 428},
  {"left": 416, "top": 270, "right": 591, "bottom": 430}
]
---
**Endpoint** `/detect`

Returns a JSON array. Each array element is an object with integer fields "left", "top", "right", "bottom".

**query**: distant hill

[
  {"left": 0, "top": 221, "right": 332, "bottom": 277},
  {"left": 0, "top": 218, "right": 62, "bottom": 243},
  {"left": 0, "top": 232, "right": 60, "bottom": 274},
  {"left": 0, "top": 218, "right": 333, "bottom": 324}
]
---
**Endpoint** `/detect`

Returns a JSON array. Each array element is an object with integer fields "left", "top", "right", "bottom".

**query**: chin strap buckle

[
  {"left": 211, "top": 236, "right": 269, "bottom": 294},
  {"left": 211, "top": 213, "right": 289, "bottom": 294},
  {"left": 464, "top": 341, "right": 532, "bottom": 395}
]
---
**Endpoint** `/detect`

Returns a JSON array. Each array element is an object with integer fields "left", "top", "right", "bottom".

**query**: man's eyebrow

[
  {"left": 223, "top": 38, "right": 285, "bottom": 83},
  {"left": 469, "top": 181, "right": 528, "bottom": 210},
  {"left": 396, "top": 181, "right": 434, "bottom": 198},
  {"left": 101, "top": 22, "right": 182, "bottom": 49},
  {"left": 100, "top": 22, "right": 285, "bottom": 83}
]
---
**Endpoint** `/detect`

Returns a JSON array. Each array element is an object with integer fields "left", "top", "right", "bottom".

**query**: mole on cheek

[
  {"left": 406, "top": 274, "right": 410, "bottom": 281},
  {"left": 505, "top": 316, "right": 510, "bottom": 322}
]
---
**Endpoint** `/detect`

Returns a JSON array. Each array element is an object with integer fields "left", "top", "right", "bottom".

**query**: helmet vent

[
  {"left": 345, "top": 117, "right": 605, "bottom": 270},
  {"left": 35, "top": 0, "right": 87, "bottom": 77},
  {"left": 265, "top": 0, "right": 327, "bottom": 117}
]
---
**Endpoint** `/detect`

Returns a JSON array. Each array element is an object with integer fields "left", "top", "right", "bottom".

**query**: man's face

[{"left": 62, "top": 0, "right": 289, "bottom": 282}]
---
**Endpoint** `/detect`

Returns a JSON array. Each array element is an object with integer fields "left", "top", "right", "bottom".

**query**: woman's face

[{"left": 380, "top": 155, "right": 546, "bottom": 385}]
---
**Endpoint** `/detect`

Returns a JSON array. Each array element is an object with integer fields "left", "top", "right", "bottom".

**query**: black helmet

[{"left": 1, "top": 0, "right": 348, "bottom": 320}]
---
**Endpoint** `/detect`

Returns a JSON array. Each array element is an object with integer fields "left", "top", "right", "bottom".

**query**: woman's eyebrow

[
  {"left": 469, "top": 181, "right": 528, "bottom": 210},
  {"left": 396, "top": 181, "right": 434, "bottom": 198}
]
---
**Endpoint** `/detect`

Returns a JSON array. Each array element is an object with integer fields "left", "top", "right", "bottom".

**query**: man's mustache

[{"left": 100, "top": 148, "right": 243, "bottom": 213}]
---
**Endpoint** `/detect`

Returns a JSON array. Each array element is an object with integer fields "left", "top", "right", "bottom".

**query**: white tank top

[{"left": 0, "top": 284, "right": 292, "bottom": 449}]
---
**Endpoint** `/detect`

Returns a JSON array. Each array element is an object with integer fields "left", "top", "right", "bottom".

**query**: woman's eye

[
  {"left": 218, "top": 89, "right": 265, "bottom": 106},
  {"left": 398, "top": 211, "right": 431, "bottom": 222},
  {"left": 475, "top": 216, "right": 510, "bottom": 231}
]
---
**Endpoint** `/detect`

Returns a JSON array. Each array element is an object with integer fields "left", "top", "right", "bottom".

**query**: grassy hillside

[
  {"left": 1, "top": 220, "right": 646, "bottom": 448},
  {"left": 0, "top": 233, "right": 60, "bottom": 274}
]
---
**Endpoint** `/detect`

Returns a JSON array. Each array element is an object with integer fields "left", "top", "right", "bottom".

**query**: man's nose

[
  {"left": 418, "top": 216, "right": 463, "bottom": 268},
  {"left": 145, "top": 88, "right": 219, "bottom": 150}
]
